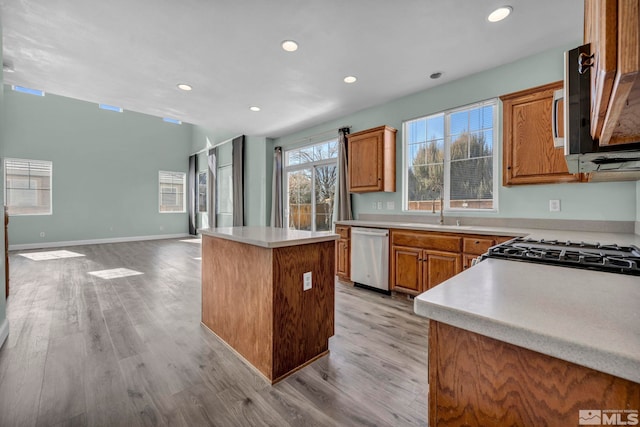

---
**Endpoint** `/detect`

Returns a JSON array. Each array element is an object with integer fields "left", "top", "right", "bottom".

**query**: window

[
  {"left": 404, "top": 99, "right": 497, "bottom": 212},
  {"left": 159, "top": 171, "right": 186, "bottom": 213},
  {"left": 284, "top": 139, "right": 338, "bottom": 232},
  {"left": 198, "top": 171, "right": 207, "bottom": 213},
  {"left": 4, "top": 158, "right": 53, "bottom": 215}
]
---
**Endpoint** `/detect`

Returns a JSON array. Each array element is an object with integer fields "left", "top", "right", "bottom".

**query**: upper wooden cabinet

[
  {"left": 585, "top": 0, "right": 640, "bottom": 145},
  {"left": 501, "top": 81, "right": 585, "bottom": 186},
  {"left": 347, "top": 125, "right": 396, "bottom": 193}
]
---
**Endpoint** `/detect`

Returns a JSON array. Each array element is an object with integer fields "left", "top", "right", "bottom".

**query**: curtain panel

[
  {"left": 333, "top": 127, "right": 353, "bottom": 224},
  {"left": 188, "top": 154, "right": 198, "bottom": 235},
  {"left": 207, "top": 148, "right": 217, "bottom": 229},
  {"left": 270, "top": 146, "right": 284, "bottom": 227},
  {"left": 232, "top": 135, "right": 245, "bottom": 226}
]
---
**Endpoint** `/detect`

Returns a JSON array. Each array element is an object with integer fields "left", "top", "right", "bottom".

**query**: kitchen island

[
  {"left": 414, "top": 232, "right": 640, "bottom": 426},
  {"left": 200, "top": 226, "right": 338, "bottom": 384}
]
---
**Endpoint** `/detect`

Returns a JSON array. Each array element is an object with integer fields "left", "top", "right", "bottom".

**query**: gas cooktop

[{"left": 481, "top": 237, "right": 640, "bottom": 276}]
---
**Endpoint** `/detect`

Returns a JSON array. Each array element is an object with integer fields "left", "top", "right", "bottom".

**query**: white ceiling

[{"left": 1, "top": 0, "right": 583, "bottom": 139}]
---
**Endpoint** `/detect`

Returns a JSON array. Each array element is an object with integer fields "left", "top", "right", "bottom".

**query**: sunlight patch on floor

[
  {"left": 19, "top": 250, "right": 85, "bottom": 261},
  {"left": 88, "top": 268, "right": 144, "bottom": 279}
]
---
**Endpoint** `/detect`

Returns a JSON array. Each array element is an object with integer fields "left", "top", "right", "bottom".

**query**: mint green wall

[
  {"left": 0, "top": 18, "right": 7, "bottom": 327},
  {"left": 274, "top": 42, "right": 638, "bottom": 222},
  {"left": 3, "top": 89, "right": 193, "bottom": 245}
]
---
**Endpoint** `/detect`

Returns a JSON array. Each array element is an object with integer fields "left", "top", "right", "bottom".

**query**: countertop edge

[
  {"left": 200, "top": 229, "right": 338, "bottom": 248},
  {"left": 414, "top": 297, "right": 640, "bottom": 384}
]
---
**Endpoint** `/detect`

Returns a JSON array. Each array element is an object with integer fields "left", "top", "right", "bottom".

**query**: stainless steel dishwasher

[{"left": 350, "top": 227, "right": 390, "bottom": 293}]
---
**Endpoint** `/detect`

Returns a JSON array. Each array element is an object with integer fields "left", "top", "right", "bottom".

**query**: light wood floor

[{"left": 0, "top": 238, "right": 428, "bottom": 426}]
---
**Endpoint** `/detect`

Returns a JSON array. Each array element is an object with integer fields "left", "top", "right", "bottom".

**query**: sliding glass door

[{"left": 284, "top": 139, "right": 338, "bottom": 232}]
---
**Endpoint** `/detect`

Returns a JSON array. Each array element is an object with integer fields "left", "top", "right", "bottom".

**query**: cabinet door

[
  {"left": 501, "top": 81, "right": 583, "bottom": 185},
  {"left": 348, "top": 130, "right": 383, "bottom": 192},
  {"left": 424, "top": 250, "right": 461, "bottom": 290},
  {"left": 462, "top": 254, "right": 478, "bottom": 271},
  {"left": 336, "top": 239, "right": 350, "bottom": 280},
  {"left": 584, "top": 0, "right": 617, "bottom": 141},
  {"left": 597, "top": 0, "right": 640, "bottom": 146},
  {"left": 391, "top": 245, "right": 423, "bottom": 295}
]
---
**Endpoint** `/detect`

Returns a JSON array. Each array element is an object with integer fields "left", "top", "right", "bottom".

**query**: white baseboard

[
  {"left": 8, "top": 233, "right": 191, "bottom": 251},
  {"left": 0, "top": 317, "right": 9, "bottom": 350}
]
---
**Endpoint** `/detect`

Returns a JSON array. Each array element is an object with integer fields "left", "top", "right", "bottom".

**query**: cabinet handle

[
  {"left": 578, "top": 52, "right": 594, "bottom": 75},
  {"left": 475, "top": 241, "right": 480, "bottom": 244}
]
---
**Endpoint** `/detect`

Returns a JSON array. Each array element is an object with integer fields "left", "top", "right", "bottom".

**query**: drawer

[
  {"left": 391, "top": 230, "right": 461, "bottom": 252},
  {"left": 463, "top": 237, "right": 495, "bottom": 255},
  {"left": 336, "top": 225, "right": 350, "bottom": 239}
]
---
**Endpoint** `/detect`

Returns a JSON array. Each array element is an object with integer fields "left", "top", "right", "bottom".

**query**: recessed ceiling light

[
  {"left": 488, "top": 6, "right": 512, "bottom": 22},
  {"left": 430, "top": 72, "right": 443, "bottom": 79},
  {"left": 281, "top": 40, "right": 299, "bottom": 52},
  {"left": 249, "top": 106, "right": 261, "bottom": 112},
  {"left": 177, "top": 83, "right": 192, "bottom": 91},
  {"left": 343, "top": 76, "right": 357, "bottom": 84}
]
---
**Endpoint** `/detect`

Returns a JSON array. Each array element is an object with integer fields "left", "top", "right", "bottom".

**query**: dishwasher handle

[{"left": 351, "top": 228, "right": 389, "bottom": 237}]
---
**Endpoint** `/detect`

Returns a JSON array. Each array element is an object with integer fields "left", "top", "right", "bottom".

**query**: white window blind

[
  {"left": 4, "top": 158, "right": 53, "bottom": 215},
  {"left": 159, "top": 171, "right": 186, "bottom": 213}
]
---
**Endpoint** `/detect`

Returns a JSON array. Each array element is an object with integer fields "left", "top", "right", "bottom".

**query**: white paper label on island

[{"left": 303, "top": 271, "right": 312, "bottom": 291}]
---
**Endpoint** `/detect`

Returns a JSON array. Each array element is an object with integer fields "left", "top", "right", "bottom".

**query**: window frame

[
  {"left": 402, "top": 99, "right": 499, "bottom": 213},
  {"left": 158, "top": 170, "right": 186, "bottom": 214},
  {"left": 283, "top": 138, "right": 338, "bottom": 232},
  {"left": 3, "top": 157, "right": 53, "bottom": 216}
]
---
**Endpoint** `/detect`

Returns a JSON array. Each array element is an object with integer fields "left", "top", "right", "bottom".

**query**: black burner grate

[{"left": 481, "top": 237, "right": 640, "bottom": 276}]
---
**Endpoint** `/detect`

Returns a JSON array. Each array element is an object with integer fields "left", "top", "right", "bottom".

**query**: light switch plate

[
  {"left": 386, "top": 201, "right": 395, "bottom": 210},
  {"left": 303, "top": 271, "right": 312, "bottom": 291},
  {"left": 377, "top": 201, "right": 383, "bottom": 210}
]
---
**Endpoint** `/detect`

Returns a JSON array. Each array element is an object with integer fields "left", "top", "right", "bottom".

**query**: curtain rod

[
  {"left": 282, "top": 126, "right": 351, "bottom": 147},
  {"left": 190, "top": 134, "right": 242, "bottom": 156}
]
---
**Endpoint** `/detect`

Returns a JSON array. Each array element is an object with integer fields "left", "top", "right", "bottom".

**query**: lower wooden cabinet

[
  {"left": 391, "top": 230, "right": 462, "bottom": 296},
  {"left": 425, "top": 250, "right": 461, "bottom": 290},
  {"left": 390, "top": 230, "right": 515, "bottom": 295},
  {"left": 335, "top": 225, "right": 351, "bottom": 281}
]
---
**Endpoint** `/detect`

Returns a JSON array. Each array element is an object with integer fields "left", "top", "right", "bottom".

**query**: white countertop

[
  {"left": 200, "top": 226, "right": 338, "bottom": 248},
  {"left": 414, "top": 258, "right": 640, "bottom": 384}
]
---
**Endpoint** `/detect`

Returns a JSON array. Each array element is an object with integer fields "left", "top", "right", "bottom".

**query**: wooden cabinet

[
  {"left": 335, "top": 225, "right": 351, "bottom": 281},
  {"left": 347, "top": 125, "right": 396, "bottom": 193},
  {"left": 390, "top": 230, "right": 462, "bottom": 296},
  {"left": 585, "top": 0, "right": 640, "bottom": 146},
  {"left": 501, "top": 81, "right": 586, "bottom": 185},
  {"left": 462, "top": 236, "right": 495, "bottom": 271}
]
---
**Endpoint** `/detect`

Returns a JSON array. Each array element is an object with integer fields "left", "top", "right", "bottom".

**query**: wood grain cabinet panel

[
  {"left": 391, "top": 246, "right": 423, "bottom": 294},
  {"left": 429, "top": 321, "right": 640, "bottom": 427},
  {"left": 501, "top": 81, "right": 586, "bottom": 185},
  {"left": 335, "top": 225, "right": 351, "bottom": 281},
  {"left": 424, "top": 250, "right": 461, "bottom": 290},
  {"left": 347, "top": 125, "right": 396, "bottom": 193},
  {"left": 586, "top": 0, "right": 640, "bottom": 146}
]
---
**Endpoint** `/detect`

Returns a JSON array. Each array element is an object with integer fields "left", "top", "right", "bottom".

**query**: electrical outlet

[
  {"left": 372, "top": 202, "right": 377, "bottom": 209},
  {"left": 377, "top": 201, "right": 383, "bottom": 210},
  {"left": 549, "top": 199, "right": 561, "bottom": 212},
  {"left": 386, "top": 201, "right": 395, "bottom": 210},
  {"left": 39, "top": 232, "right": 45, "bottom": 238},
  {"left": 303, "top": 271, "right": 312, "bottom": 291}
]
